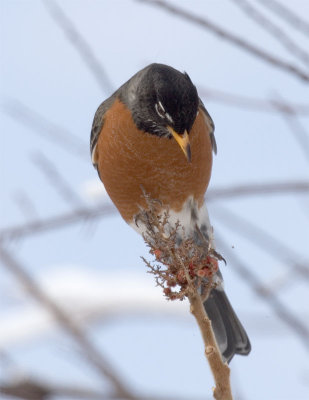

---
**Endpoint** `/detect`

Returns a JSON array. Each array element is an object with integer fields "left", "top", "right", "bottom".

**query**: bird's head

[{"left": 122, "top": 63, "right": 199, "bottom": 162}]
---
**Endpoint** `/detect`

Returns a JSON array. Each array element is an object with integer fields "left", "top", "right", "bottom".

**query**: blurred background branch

[
  {"left": 2, "top": 100, "right": 88, "bottom": 161},
  {"left": 43, "top": 0, "right": 114, "bottom": 95},
  {"left": 198, "top": 87, "right": 309, "bottom": 115},
  {"left": 137, "top": 0, "right": 309, "bottom": 82},
  {"left": 229, "top": 0, "right": 309, "bottom": 68},
  {"left": 270, "top": 94, "right": 309, "bottom": 164},
  {"left": 215, "top": 235, "right": 309, "bottom": 350},
  {"left": 257, "top": 0, "right": 309, "bottom": 37},
  {"left": 0, "top": 245, "right": 136, "bottom": 400},
  {"left": 1, "top": 180, "right": 308, "bottom": 243}
]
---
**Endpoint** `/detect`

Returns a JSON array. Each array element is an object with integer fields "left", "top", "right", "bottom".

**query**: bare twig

[
  {"left": 0, "top": 245, "right": 136, "bottom": 400},
  {"left": 0, "top": 378, "right": 210, "bottom": 400},
  {"left": 137, "top": 0, "right": 309, "bottom": 82},
  {"left": 199, "top": 87, "right": 309, "bottom": 115},
  {"left": 257, "top": 0, "right": 309, "bottom": 37},
  {"left": 43, "top": 0, "right": 113, "bottom": 94},
  {"left": 13, "top": 192, "right": 39, "bottom": 221},
  {"left": 0, "top": 379, "right": 116, "bottom": 400},
  {"left": 207, "top": 180, "right": 309, "bottom": 201},
  {"left": 270, "top": 95, "right": 309, "bottom": 164},
  {"left": 0, "top": 377, "right": 212, "bottom": 400},
  {"left": 2, "top": 99, "right": 88, "bottom": 161},
  {"left": 1, "top": 180, "right": 308, "bottom": 242},
  {"left": 31, "top": 152, "right": 83, "bottom": 208},
  {"left": 229, "top": 0, "right": 309, "bottom": 68},
  {"left": 213, "top": 205, "right": 309, "bottom": 282},
  {"left": 0, "top": 379, "right": 49, "bottom": 400},
  {"left": 0, "top": 204, "right": 116, "bottom": 243},
  {"left": 215, "top": 233, "right": 309, "bottom": 351},
  {"left": 188, "top": 290, "right": 232, "bottom": 400}
]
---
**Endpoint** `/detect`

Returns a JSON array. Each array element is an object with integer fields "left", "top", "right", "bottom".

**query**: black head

[{"left": 121, "top": 63, "right": 199, "bottom": 138}]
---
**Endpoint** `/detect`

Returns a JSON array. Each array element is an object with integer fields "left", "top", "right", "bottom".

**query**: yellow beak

[{"left": 167, "top": 127, "right": 191, "bottom": 162}]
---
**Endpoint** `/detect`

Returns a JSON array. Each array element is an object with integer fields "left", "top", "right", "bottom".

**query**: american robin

[{"left": 90, "top": 63, "right": 251, "bottom": 363}]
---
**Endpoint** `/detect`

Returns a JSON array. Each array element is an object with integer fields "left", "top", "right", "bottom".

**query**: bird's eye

[{"left": 155, "top": 101, "right": 165, "bottom": 118}]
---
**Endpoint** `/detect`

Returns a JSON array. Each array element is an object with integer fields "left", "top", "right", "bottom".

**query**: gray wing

[
  {"left": 90, "top": 65, "right": 152, "bottom": 164},
  {"left": 199, "top": 98, "right": 217, "bottom": 154},
  {"left": 90, "top": 94, "right": 116, "bottom": 166}
]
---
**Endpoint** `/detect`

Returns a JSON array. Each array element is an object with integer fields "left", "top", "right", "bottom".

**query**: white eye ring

[{"left": 155, "top": 101, "right": 165, "bottom": 118}]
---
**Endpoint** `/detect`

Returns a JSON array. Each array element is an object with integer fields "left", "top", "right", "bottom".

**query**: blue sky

[{"left": 1, "top": 1, "right": 309, "bottom": 399}]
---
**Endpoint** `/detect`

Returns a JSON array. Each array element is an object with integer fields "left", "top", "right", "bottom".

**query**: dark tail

[{"left": 203, "top": 288, "right": 251, "bottom": 363}]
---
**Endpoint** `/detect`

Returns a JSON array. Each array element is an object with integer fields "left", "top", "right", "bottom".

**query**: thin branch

[
  {"left": 0, "top": 379, "right": 113, "bottom": 400},
  {"left": 31, "top": 152, "right": 83, "bottom": 208},
  {"left": 12, "top": 192, "right": 39, "bottom": 221},
  {"left": 2, "top": 99, "right": 88, "bottom": 161},
  {"left": 1, "top": 180, "right": 308, "bottom": 242},
  {"left": 207, "top": 181, "right": 309, "bottom": 201},
  {"left": 0, "top": 245, "right": 136, "bottom": 400},
  {"left": 137, "top": 0, "right": 309, "bottom": 82},
  {"left": 213, "top": 205, "right": 309, "bottom": 282},
  {"left": 0, "top": 380, "right": 48, "bottom": 400},
  {"left": 188, "top": 290, "right": 232, "bottom": 400},
  {"left": 43, "top": 0, "right": 114, "bottom": 94},
  {"left": 0, "top": 204, "right": 116, "bottom": 243},
  {"left": 215, "top": 233, "right": 309, "bottom": 351},
  {"left": 229, "top": 0, "right": 309, "bottom": 68},
  {"left": 0, "top": 378, "right": 209, "bottom": 400},
  {"left": 139, "top": 197, "right": 232, "bottom": 400},
  {"left": 257, "top": 0, "right": 309, "bottom": 37},
  {"left": 270, "top": 95, "right": 309, "bottom": 164},
  {"left": 198, "top": 86, "right": 309, "bottom": 115}
]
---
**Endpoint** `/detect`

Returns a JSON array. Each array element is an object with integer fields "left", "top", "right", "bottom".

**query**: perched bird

[{"left": 90, "top": 63, "right": 251, "bottom": 363}]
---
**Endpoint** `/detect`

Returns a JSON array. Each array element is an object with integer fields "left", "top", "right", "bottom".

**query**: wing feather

[
  {"left": 199, "top": 98, "right": 217, "bottom": 154},
  {"left": 90, "top": 95, "right": 116, "bottom": 167}
]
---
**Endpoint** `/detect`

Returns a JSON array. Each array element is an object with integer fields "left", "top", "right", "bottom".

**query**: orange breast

[{"left": 96, "top": 99, "right": 213, "bottom": 222}]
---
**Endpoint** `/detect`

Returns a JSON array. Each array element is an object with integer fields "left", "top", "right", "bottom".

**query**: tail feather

[{"left": 203, "top": 288, "right": 251, "bottom": 363}]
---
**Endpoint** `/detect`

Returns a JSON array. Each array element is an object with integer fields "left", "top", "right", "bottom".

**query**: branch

[
  {"left": 0, "top": 204, "right": 116, "bottom": 243},
  {"left": 2, "top": 99, "right": 88, "bottom": 161},
  {"left": 198, "top": 87, "right": 309, "bottom": 115},
  {"left": 270, "top": 95, "right": 309, "bottom": 165},
  {"left": 188, "top": 291, "right": 232, "bottom": 400},
  {"left": 229, "top": 0, "right": 309, "bottom": 68},
  {"left": 0, "top": 245, "right": 136, "bottom": 400},
  {"left": 43, "top": 0, "right": 114, "bottom": 94},
  {"left": 257, "top": 0, "right": 309, "bottom": 37},
  {"left": 215, "top": 233, "right": 309, "bottom": 351},
  {"left": 12, "top": 191, "right": 39, "bottom": 221},
  {"left": 1, "top": 180, "right": 309, "bottom": 242},
  {"left": 207, "top": 181, "right": 309, "bottom": 201},
  {"left": 31, "top": 152, "right": 83, "bottom": 208},
  {"left": 213, "top": 205, "right": 309, "bottom": 282},
  {"left": 137, "top": 0, "right": 309, "bottom": 82},
  {"left": 139, "top": 197, "right": 233, "bottom": 400},
  {"left": 0, "top": 380, "right": 49, "bottom": 400},
  {"left": 0, "top": 378, "right": 210, "bottom": 400}
]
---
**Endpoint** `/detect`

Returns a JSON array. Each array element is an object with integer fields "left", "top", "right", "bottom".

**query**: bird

[{"left": 90, "top": 63, "right": 251, "bottom": 363}]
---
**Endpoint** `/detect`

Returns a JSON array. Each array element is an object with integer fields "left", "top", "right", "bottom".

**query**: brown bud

[
  {"left": 167, "top": 278, "right": 177, "bottom": 287},
  {"left": 176, "top": 269, "right": 187, "bottom": 284},
  {"left": 153, "top": 249, "right": 162, "bottom": 259},
  {"left": 197, "top": 269, "right": 207, "bottom": 278}
]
